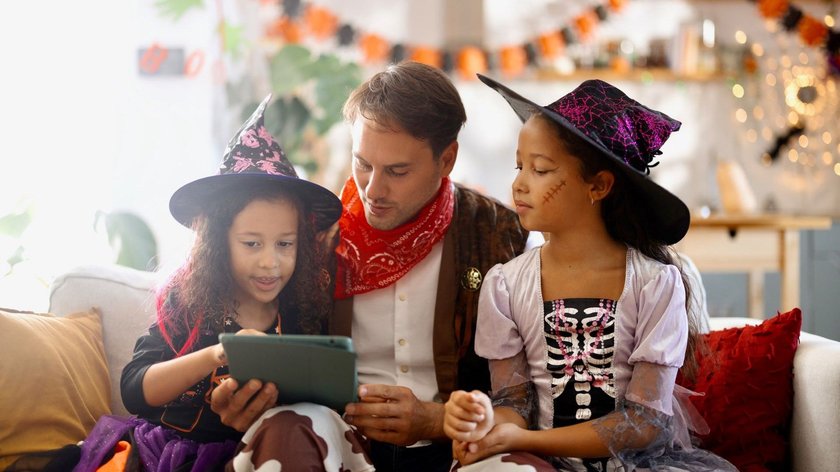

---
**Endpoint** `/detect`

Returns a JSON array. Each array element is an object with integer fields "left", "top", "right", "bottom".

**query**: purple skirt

[{"left": 74, "top": 415, "right": 237, "bottom": 472}]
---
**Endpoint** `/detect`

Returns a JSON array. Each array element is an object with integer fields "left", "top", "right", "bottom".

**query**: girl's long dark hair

[
  {"left": 157, "top": 181, "right": 331, "bottom": 356},
  {"left": 538, "top": 113, "right": 701, "bottom": 379}
]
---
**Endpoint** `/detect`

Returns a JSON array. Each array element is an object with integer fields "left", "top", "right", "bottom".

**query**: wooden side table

[{"left": 674, "top": 214, "right": 832, "bottom": 318}]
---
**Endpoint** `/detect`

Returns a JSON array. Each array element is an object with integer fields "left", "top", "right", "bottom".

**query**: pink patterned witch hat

[{"left": 169, "top": 94, "right": 341, "bottom": 231}]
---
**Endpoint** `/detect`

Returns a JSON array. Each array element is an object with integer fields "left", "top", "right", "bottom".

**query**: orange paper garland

[
  {"left": 456, "top": 46, "right": 488, "bottom": 80},
  {"left": 266, "top": 1, "right": 625, "bottom": 79},
  {"left": 574, "top": 11, "right": 598, "bottom": 41},
  {"left": 410, "top": 46, "right": 443, "bottom": 68},
  {"left": 758, "top": 0, "right": 789, "bottom": 20},
  {"left": 359, "top": 33, "right": 390, "bottom": 64},
  {"left": 798, "top": 15, "right": 828, "bottom": 47},
  {"left": 267, "top": 16, "right": 303, "bottom": 43},
  {"left": 303, "top": 5, "right": 338, "bottom": 40},
  {"left": 753, "top": 0, "right": 839, "bottom": 58},
  {"left": 608, "top": 0, "right": 626, "bottom": 12},
  {"left": 499, "top": 46, "right": 528, "bottom": 77},
  {"left": 537, "top": 32, "right": 565, "bottom": 59}
]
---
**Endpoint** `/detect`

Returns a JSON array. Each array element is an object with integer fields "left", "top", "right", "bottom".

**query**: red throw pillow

[{"left": 678, "top": 309, "right": 802, "bottom": 472}]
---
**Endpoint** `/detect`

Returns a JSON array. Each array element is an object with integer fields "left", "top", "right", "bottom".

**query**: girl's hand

[
  {"left": 215, "top": 328, "right": 265, "bottom": 365},
  {"left": 457, "top": 422, "right": 526, "bottom": 465},
  {"left": 444, "top": 390, "right": 494, "bottom": 443},
  {"left": 236, "top": 328, "right": 265, "bottom": 336},
  {"left": 452, "top": 439, "right": 472, "bottom": 465},
  {"left": 213, "top": 343, "right": 227, "bottom": 365}
]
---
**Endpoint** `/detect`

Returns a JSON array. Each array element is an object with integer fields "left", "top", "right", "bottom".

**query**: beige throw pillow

[{"left": 0, "top": 307, "right": 110, "bottom": 469}]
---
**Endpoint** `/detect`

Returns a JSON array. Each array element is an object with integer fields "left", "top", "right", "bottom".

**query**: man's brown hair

[{"left": 343, "top": 61, "right": 466, "bottom": 158}]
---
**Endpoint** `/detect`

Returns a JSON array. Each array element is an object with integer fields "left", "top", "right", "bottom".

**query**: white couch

[{"left": 48, "top": 264, "right": 840, "bottom": 472}]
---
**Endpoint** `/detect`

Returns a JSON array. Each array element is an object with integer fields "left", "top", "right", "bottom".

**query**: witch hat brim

[
  {"left": 170, "top": 173, "right": 342, "bottom": 231},
  {"left": 477, "top": 73, "right": 690, "bottom": 245}
]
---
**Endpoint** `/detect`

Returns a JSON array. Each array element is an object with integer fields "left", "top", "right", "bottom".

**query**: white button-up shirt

[{"left": 351, "top": 240, "right": 443, "bottom": 404}]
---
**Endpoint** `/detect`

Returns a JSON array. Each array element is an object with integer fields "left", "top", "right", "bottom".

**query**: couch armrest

[
  {"left": 49, "top": 264, "right": 160, "bottom": 416},
  {"left": 789, "top": 332, "right": 840, "bottom": 472},
  {"left": 709, "top": 316, "right": 840, "bottom": 472}
]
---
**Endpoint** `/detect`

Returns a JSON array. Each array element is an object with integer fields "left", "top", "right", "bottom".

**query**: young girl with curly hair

[{"left": 74, "top": 95, "right": 343, "bottom": 471}]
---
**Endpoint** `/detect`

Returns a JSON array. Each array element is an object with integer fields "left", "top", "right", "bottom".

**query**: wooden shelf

[
  {"left": 533, "top": 67, "right": 730, "bottom": 83},
  {"left": 690, "top": 213, "right": 833, "bottom": 230}
]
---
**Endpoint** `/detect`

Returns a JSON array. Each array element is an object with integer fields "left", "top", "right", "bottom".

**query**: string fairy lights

[{"left": 732, "top": 1, "right": 840, "bottom": 177}]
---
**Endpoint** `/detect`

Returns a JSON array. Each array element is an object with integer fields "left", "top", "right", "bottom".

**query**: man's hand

[
  {"left": 343, "top": 384, "right": 444, "bottom": 446},
  {"left": 210, "top": 377, "right": 278, "bottom": 432}
]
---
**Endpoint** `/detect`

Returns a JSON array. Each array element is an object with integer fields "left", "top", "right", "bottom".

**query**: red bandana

[{"left": 334, "top": 176, "right": 455, "bottom": 299}]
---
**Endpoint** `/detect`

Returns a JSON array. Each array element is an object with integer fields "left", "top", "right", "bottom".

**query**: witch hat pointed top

[{"left": 169, "top": 94, "right": 341, "bottom": 231}]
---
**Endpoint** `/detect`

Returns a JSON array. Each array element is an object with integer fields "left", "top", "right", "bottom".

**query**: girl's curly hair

[{"left": 157, "top": 181, "right": 332, "bottom": 356}]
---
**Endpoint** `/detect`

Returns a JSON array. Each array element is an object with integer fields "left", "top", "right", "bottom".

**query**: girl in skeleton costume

[{"left": 443, "top": 77, "right": 736, "bottom": 472}]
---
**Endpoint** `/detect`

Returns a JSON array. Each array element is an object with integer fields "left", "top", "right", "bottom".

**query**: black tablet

[{"left": 219, "top": 333, "right": 357, "bottom": 411}]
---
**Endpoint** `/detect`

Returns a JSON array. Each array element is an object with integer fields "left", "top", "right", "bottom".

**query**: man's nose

[{"left": 364, "top": 170, "right": 387, "bottom": 201}]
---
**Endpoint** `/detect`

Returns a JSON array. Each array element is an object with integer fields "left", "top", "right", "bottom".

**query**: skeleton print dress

[
  {"left": 461, "top": 247, "right": 737, "bottom": 472},
  {"left": 544, "top": 297, "right": 619, "bottom": 470}
]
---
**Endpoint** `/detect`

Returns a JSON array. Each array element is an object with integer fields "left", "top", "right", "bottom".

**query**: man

[{"left": 212, "top": 61, "right": 528, "bottom": 472}]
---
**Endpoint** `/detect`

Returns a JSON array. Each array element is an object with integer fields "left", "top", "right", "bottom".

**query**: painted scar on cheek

[{"left": 543, "top": 181, "right": 566, "bottom": 203}]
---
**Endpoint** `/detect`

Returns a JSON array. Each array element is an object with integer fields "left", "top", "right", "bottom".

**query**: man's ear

[
  {"left": 439, "top": 141, "right": 458, "bottom": 177},
  {"left": 590, "top": 169, "right": 615, "bottom": 203}
]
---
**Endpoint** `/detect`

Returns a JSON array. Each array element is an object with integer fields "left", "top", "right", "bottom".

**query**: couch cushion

[
  {"left": 0, "top": 308, "right": 111, "bottom": 469},
  {"left": 49, "top": 264, "right": 159, "bottom": 417},
  {"left": 679, "top": 308, "right": 802, "bottom": 472}
]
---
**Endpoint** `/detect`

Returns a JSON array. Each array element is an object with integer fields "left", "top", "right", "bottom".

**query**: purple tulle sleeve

[
  {"left": 488, "top": 354, "right": 538, "bottom": 428},
  {"left": 591, "top": 361, "right": 737, "bottom": 471},
  {"left": 591, "top": 398, "right": 737, "bottom": 471}
]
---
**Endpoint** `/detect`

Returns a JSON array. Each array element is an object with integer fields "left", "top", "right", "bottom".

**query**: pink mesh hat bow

[
  {"left": 478, "top": 74, "right": 690, "bottom": 244},
  {"left": 169, "top": 94, "right": 341, "bottom": 231}
]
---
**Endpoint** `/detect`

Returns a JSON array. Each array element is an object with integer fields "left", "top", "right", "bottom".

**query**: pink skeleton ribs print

[{"left": 544, "top": 298, "right": 616, "bottom": 422}]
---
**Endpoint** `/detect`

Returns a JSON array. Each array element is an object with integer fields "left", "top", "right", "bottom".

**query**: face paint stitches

[{"left": 543, "top": 180, "right": 566, "bottom": 204}]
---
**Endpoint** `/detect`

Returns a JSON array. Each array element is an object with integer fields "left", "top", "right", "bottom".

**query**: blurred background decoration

[
  {"left": 0, "top": 208, "right": 33, "bottom": 278},
  {"left": 155, "top": 0, "right": 362, "bottom": 181},
  {"left": 0, "top": 204, "right": 158, "bottom": 311},
  {"left": 94, "top": 211, "right": 159, "bottom": 272},
  {"left": 232, "top": 44, "right": 361, "bottom": 178},
  {"left": 726, "top": 0, "right": 840, "bottom": 211}
]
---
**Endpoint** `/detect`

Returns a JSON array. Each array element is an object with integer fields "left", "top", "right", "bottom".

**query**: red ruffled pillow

[{"left": 678, "top": 308, "right": 802, "bottom": 472}]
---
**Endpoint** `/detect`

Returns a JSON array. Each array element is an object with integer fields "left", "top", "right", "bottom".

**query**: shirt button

[
  {"left": 398, "top": 338, "right": 407, "bottom": 346},
  {"left": 400, "top": 365, "right": 409, "bottom": 373},
  {"left": 398, "top": 294, "right": 407, "bottom": 301}
]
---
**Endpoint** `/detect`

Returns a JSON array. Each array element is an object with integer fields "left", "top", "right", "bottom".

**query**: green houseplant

[{"left": 236, "top": 44, "right": 362, "bottom": 177}]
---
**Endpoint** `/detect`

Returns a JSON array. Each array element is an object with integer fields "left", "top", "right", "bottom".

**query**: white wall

[{"left": 0, "top": 0, "right": 223, "bottom": 308}]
